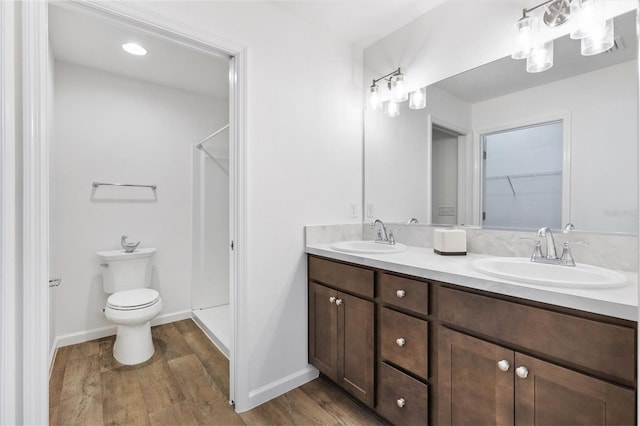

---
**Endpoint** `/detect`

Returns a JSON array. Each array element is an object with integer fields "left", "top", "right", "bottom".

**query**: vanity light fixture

[
  {"left": 368, "top": 68, "right": 410, "bottom": 113},
  {"left": 512, "top": 0, "right": 613, "bottom": 73},
  {"left": 368, "top": 68, "right": 424, "bottom": 115},
  {"left": 122, "top": 42, "right": 147, "bottom": 56}
]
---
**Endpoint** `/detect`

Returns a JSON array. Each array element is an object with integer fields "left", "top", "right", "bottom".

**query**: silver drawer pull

[
  {"left": 329, "top": 296, "right": 336, "bottom": 304},
  {"left": 396, "top": 289, "right": 406, "bottom": 298},
  {"left": 497, "top": 359, "right": 510, "bottom": 372},
  {"left": 515, "top": 366, "right": 529, "bottom": 379},
  {"left": 49, "top": 278, "right": 62, "bottom": 288},
  {"left": 396, "top": 397, "right": 406, "bottom": 408},
  {"left": 335, "top": 298, "right": 343, "bottom": 306},
  {"left": 396, "top": 338, "right": 406, "bottom": 347}
]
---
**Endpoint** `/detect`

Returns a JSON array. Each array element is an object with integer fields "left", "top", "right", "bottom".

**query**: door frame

[
  {"left": 0, "top": 1, "right": 18, "bottom": 424},
  {"left": 17, "top": 1, "right": 248, "bottom": 422},
  {"left": 427, "top": 114, "right": 471, "bottom": 226}
]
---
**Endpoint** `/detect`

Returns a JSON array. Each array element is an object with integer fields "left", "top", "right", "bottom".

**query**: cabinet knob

[
  {"left": 396, "top": 289, "right": 406, "bottom": 298},
  {"left": 515, "top": 366, "right": 529, "bottom": 379},
  {"left": 329, "top": 296, "right": 336, "bottom": 304},
  {"left": 396, "top": 338, "right": 406, "bottom": 347},
  {"left": 396, "top": 397, "right": 406, "bottom": 408},
  {"left": 497, "top": 359, "right": 510, "bottom": 372},
  {"left": 335, "top": 298, "right": 343, "bottom": 306}
]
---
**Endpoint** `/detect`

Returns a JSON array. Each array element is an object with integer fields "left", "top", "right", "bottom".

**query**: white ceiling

[
  {"left": 268, "top": 0, "right": 448, "bottom": 48},
  {"left": 49, "top": 1, "right": 447, "bottom": 96},
  {"left": 48, "top": 5, "right": 230, "bottom": 99}
]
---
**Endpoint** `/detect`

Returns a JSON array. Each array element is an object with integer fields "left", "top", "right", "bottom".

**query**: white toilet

[{"left": 97, "top": 247, "right": 162, "bottom": 365}]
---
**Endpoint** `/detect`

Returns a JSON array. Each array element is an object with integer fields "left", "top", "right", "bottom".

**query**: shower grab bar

[
  {"left": 92, "top": 182, "right": 157, "bottom": 190},
  {"left": 195, "top": 124, "right": 229, "bottom": 148}
]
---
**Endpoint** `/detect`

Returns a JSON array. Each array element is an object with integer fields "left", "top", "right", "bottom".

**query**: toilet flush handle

[{"left": 100, "top": 263, "right": 109, "bottom": 268}]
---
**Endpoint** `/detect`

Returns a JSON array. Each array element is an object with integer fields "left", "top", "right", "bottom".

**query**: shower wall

[{"left": 192, "top": 137, "right": 230, "bottom": 310}]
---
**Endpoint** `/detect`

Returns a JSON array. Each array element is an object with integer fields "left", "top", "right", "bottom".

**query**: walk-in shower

[{"left": 192, "top": 124, "right": 231, "bottom": 357}]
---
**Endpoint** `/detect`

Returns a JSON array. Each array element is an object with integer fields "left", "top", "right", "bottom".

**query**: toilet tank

[{"left": 97, "top": 248, "right": 156, "bottom": 293}]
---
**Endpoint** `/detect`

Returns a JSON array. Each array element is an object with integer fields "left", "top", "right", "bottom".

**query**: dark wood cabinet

[
  {"left": 308, "top": 261, "right": 375, "bottom": 407},
  {"left": 308, "top": 282, "right": 339, "bottom": 381},
  {"left": 307, "top": 255, "right": 637, "bottom": 425},
  {"left": 438, "top": 327, "right": 635, "bottom": 426},
  {"left": 515, "top": 353, "right": 635, "bottom": 425}
]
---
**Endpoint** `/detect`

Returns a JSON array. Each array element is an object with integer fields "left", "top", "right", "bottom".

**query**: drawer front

[
  {"left": 377, "top": 362, "right": 429, "bottom": 425},
  {"left": 380, "top": 273, "right": 429, "bottom": 316},
  {"left": 308, "top": 256, "right": 374, "bottom": 298},
  {"left": 380, "top": 307, "right": 428, "bottom": 380},
  {"left": 437, "top": 286, "right": 636, "bottom": 384}
]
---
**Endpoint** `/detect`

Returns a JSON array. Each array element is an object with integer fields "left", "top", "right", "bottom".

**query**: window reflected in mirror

[{"left": 482, "top": 121, "right": 563, "bottom": 230}]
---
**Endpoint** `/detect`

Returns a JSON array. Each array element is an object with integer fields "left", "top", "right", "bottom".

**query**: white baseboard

[
  {"left": 238, "top": 365, "right": 319, "bottom": 413},
  {"left": 49, "top": 337, "right": 59, "bottom": 376},
  {"left": 54, "top": 310, "right": 192, "bottom": 349}
]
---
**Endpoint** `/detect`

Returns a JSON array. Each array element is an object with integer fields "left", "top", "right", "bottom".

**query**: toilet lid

[{"left": 107, "top": 289, "right": 160, "bottom": 311}]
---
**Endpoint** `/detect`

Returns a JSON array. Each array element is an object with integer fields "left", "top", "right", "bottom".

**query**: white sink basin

[
  {"left": 330, "top": 240, "right": 407, "bottom": 254},
  {"left": 472, "top": 257, "right": 627, "bottom": 288}
]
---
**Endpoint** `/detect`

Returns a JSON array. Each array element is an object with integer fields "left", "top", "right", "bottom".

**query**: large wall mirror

[{"left": 365, "top": 10, "right": 638, "bottom": 234}]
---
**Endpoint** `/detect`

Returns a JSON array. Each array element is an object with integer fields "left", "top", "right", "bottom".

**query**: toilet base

[{"left": 113, "top": 321, "right": 154, "bottom": 365}]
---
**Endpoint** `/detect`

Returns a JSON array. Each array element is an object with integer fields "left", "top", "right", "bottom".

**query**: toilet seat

[{"left": 107, "top": 288, "right": 160, "bottom": 311}]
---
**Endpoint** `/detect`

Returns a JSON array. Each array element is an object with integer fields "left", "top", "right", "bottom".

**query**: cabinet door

[
  {"left": 308, "top": 282, "right": 338, "bottom": 381},
  {"left": 339, "top": 291, "right": 375, "bottom": 407},
  {"left": 514, "top": 353, "right": 635, "bottom": 426},
  {"left": 438, "top": 327, "right": 514, "bottom": 425}
]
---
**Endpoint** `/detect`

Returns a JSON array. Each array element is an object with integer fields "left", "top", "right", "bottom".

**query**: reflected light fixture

[
  {"left": 384, "top": 101, "right": 400, "bottom": 117},
  {"left": 122, "top": 42, "right": 147, "bottom": 56},
  {"left": 511, "top": 0, "right": 613, "bottom": 73},
  {"left": 368, "top": 68, "right": 409, "bottom": 114},
  {"left": 409, "top": 88, "right": 426, "bottom": 110}
]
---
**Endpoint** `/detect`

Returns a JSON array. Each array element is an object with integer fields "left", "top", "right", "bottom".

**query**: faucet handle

[
  {"left": 520, "top": 238, "right": 543, "bottom": 261},
  {"left": 560, "top": 242, "right": 576, "bottom": 266},
  {"left": 388, "top": 230, "right": 395, "bottom": 245}
]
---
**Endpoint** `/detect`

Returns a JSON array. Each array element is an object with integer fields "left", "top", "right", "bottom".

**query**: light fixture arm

[
  {"left": 371, "top": 67, "right": 402, "bottom": 87},
  {"left": 520, "top": 0, "right": 571, "bottom": 27},
  {"left": 521, "top": 0, "right": 559, "bottom": 18}
]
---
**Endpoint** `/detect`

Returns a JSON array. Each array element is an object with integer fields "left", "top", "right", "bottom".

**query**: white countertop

[{"left": 306, "top": 243, "right": 638, "bottom": 321}]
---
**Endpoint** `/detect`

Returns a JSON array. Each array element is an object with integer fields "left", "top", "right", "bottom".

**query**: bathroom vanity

[{"left": 306, "top": 249, "right": 637, "bottom": 425}]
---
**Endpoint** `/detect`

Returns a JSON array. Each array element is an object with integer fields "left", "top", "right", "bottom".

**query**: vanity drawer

[
  {"left": 437, "top": 286, "right": 636, "bottom": 384},
  {"left": 379, "top": 273, "right": 429, "bottom": 316},
  {"left": 308, "top": 256, "right": 374, "bottom": 298},
  {"left": 380, "top": 307, "right": 428, "bottom": 380},
  {"left": 377, "top": 362, "right": 428, "bottom": 425}
]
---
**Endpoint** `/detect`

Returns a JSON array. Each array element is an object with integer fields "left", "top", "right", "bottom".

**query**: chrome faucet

[
  {"left": 372, "top": 219, "right": 395, "bottom": 245},
  {"left": 537, "top": 227, "right": 558, "bottom": 259},
  {"left": 526, "top": 226, "right": 575, "bottom": 266}
]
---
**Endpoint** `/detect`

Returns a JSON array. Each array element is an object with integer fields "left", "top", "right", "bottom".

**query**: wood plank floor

[{"left": 50, "top": 319, "right": 384, "bottom": 425}]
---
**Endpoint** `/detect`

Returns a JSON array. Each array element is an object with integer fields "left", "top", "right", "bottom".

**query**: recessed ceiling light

[{"left": 122, "top": 43, "right": 147, "bottom": 56}]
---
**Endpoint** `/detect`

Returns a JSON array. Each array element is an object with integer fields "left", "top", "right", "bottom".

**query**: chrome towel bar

[{"left": 92, "top": 182, "right": 157, "bottom": 190}]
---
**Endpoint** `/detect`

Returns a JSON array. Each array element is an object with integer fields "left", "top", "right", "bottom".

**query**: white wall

[
  {"left": 365, "top": 85, "right": 470, "bottom": 222},
  {"left": 473, "top": 61, "right": 638, "bottom": 233},
  {"left": 52, "top": 61, "right": 227, "bottom": 337},
  {"left": 96, "top": 1, "right": 364, "bottom": 410}
]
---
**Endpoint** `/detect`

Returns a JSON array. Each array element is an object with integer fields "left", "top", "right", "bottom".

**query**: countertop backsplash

[{"left": 306, "top": 223, "right": 638, "bottom": 272}]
